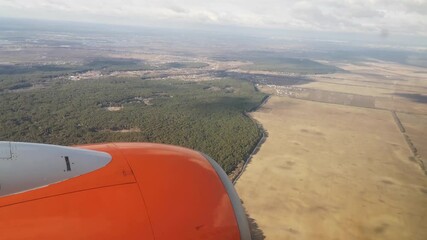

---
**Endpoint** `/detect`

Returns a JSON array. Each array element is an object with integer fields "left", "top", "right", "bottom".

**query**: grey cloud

[
  {"left": 167, "top": 6, "right": 188, "bottom": 14},
  {"left": 404, "top": 0, "right": 427, "bottom": 15},
  {"left": 0, "top": 0, "right": 426, "bottom": 35}
]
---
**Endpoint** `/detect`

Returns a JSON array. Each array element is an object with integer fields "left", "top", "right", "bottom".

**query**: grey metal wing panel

[{"left": 0, "top": 142, "right": 111, "bottom": 197}]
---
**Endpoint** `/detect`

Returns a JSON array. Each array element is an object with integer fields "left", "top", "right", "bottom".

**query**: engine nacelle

[{"left": 0, "top": 142, "right": 251, "bottom": 240}]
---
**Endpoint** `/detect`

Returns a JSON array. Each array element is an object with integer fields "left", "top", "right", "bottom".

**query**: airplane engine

[{"left": 0, "top": 142, "right": 251, "bottom": 240}]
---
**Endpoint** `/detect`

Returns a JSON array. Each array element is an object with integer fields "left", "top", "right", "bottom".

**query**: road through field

[{"left": 235, "top": 96, "right": 427, "bottom": 240}]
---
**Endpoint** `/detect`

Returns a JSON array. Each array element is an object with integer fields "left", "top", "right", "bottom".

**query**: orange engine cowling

[{"left": 0, "top": 142, "right": 251, "bottom": 240}]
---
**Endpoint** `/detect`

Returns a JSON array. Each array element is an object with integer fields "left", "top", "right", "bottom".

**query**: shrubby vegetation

[
  {"left": 241, "top": 58, "right": 343, "bottom": 74},
  {"left": 213, "top": 50, "right": 343, "bottom": 74},
  {"left": 85, "top": 58, "right": 152, "bottom": 72},
  {"left": 161, "top": 62, "right": 209, "bottom": 69},
  {"left": 0, "top": 64, "right": 73, "bottom": 75},
  {"left": 0, "top": 77, "right": 266, "bottom": 173}
]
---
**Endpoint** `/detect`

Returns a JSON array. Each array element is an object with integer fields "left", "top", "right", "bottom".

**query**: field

[
  {"left": 304, "top": 61, "right": 427, "bottom": 114},
  {"left": 237, "top": 58, "right": 427, "bottom": 239},
  {"left": 236, "top": 96, "right": 427, "bottom": 240}
]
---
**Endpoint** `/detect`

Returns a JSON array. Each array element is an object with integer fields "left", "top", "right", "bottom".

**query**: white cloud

[{"left": 0, "top": 0, "right": 426, "bottom": 36}]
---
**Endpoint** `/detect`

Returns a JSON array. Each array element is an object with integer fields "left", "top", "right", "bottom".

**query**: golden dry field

[{"left": 236, "top": 61, "right": 427, "bottom": 240}]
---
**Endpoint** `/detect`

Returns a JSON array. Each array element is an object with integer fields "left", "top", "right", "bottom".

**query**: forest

[{"left": 0, "top": 76, "right": 266, "bottom": 173}]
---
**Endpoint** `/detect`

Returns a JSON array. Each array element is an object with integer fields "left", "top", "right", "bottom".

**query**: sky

[{"left": 0, "top": 0, "right": 426, "bottom": 37}]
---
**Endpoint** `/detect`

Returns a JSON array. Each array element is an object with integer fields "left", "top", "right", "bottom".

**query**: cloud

[{"left": 0, "top": 0, "right": 426, "bottom": 36}]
